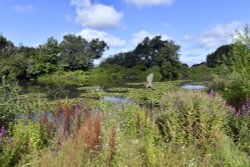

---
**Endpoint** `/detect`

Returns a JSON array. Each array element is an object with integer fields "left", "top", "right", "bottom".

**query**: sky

[{"left": 0, "top": 0, "right": 250, "bottom": 66}]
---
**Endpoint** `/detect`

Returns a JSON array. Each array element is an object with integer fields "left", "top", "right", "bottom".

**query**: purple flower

[
  {"left": 175, "top": 97, "right": 179, "bottom": 109},
  {"left": 191, "top": 89, "right": 197, "bottom": 93},
  {"left": 246, "top": 98, "right": 250, "bottom": 111},
  {"left": 79, "top": 100, "right": 84, "bottom": 110},
  {"left": 236, "top": 110, "right": 241, "bottom": 117},
  {"left": 230, "top": 107, "right": 236, "bottom": 114},
  {"left": 75, "top": 105, "right": 81, "bottom": 112},
  {"left": 209, "top": 88, "right": 215, "bottom": 99},
  {"left": 0, "top": 126, "right": 6, "bottom": 138},
  {"left": 8, "top": 137, "right": 12, "bottom": 144}
]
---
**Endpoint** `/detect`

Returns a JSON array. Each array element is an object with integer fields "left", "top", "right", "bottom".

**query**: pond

[
  {"left": 19, "top": 80, "right": 137, "bottom": 104},
  {"left": 102, "top": 96, "right": 135, "bottom": 104},
  {"left": 181, "top": 84, "right": 208, "bottom": 90}
]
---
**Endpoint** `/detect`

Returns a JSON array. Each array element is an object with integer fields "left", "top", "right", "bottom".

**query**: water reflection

[
  {"left": 102, "top": 96, "right": 135, "bottom": 104},
  {"left": 181, "top": 84, "right": 207, "bottom": 90}
]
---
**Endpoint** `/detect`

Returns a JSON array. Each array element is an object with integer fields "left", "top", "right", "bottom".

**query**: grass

[{"left": 0, "top": 81, "right": 249, "bottom": 167}]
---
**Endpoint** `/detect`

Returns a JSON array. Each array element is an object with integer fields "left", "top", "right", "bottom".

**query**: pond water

[
  {"left": 181, "top": 84, "right": 207, "bottom": 90},
  {"left": 102, "top": 96, "right": 135, "bottom": 104},
  {"left": 19, "top": 80, "right": 136, "bottom": 104}
]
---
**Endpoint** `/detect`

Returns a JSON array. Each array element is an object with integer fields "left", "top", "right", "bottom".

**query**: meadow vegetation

[{"left": 0, "top": 26, "right": 249, "bottom": 166}]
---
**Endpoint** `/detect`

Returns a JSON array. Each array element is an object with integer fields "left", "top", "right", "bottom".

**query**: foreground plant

[{"left": 158, "top": 90, "right": 229, "bottom": 153}]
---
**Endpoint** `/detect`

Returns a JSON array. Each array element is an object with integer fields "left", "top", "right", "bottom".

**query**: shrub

[
  {"left": 157, "top": 90, "right": 229, "bottom": 151},
  {"left": 0, "top": 78, "right": 21, "bottom": 128}
]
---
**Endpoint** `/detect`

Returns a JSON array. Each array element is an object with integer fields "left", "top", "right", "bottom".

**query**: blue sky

[{"left": 0, "top": 0, "right": 249, "bottom": 65}]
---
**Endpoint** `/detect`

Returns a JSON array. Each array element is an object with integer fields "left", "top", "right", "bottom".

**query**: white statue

[{"left": 144, "top": 73, "right": 154, "bottom": 89}]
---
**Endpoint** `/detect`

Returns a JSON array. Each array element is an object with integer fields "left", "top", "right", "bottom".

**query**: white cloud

[
  {"left": 183, "top": 34, "right": 194, "bottom": 42},
  {"left": 132, "top": 30, "right": 170, "bottom": 45},
  {"left": 71, "top": 0, "right": 123, "bottom": 28},
  {"left": 77, "top": 28, "right": 126, "bottom": 48},
  {"left": 162, "top": 22, "right": 170, "bottom": 28},
  {"left": 125, "top": 0, "right": 175, "bottom": 7},
  {"left": 180, "top": 53, "right": 206, "bottom": 66},
  {"left": 12, "top": 5, "right": 34, "bottom": 13},
  {"left": 65, "top": 14, "right": 73, "bottom": 22},
  {"left": 197, "top": 21, "right": 243, "bottom": 48}
]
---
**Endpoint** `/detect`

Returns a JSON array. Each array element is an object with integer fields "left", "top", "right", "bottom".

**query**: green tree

[
  {"left": 101, "top": 36, "right": 184, "bottom": 80},
  {"left": 214, "top": 25, "right": 250, "bottom": 111},
  {"left": 206, "top": 44, "right": 233, "bottom": 67},
  {"left": 0, "top": 34, "right": 15, "bottom": 58},
  {"left": 26, "top": 37, "right": 60, "bottom": 77},
  {"left": 59, "top": 34, "right": 108, "bottom": 70}
]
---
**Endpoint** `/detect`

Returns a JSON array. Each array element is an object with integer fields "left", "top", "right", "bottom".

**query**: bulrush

[{"left": 107, "top": 126, "right": 116, "bottom": 167}]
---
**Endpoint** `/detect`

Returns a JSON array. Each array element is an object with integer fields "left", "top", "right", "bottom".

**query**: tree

[
  {"left": 39, "top": 37, "right": 60, "bottom": 65},
  {"left": 214, "top": 25, "right": 250, "bottom": 111},
  {"left": 101, "top": 35, "right": 184, "bottom": 80},
  {"left": 26, "top": 37, "right": 60, "bottom": 77},
  {"left": 0, "top": 34, "right": 15, "bottom": 58},
  {"left": 206, "top": 44, "right": 233, "bottom": 67},
  {"left": 59, "top": 34, "right": 108, "bottom": 71}
]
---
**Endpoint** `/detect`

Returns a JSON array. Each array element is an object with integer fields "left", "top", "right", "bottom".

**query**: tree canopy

[
  {"left": 206, "top": 44, "right": 233, "bottom": 67},
  {"left": 0, "top": 34, "right": 108, "bottom": 80},
  {"left": 101, "top": 36, "right": 186, "bottom": 80}
]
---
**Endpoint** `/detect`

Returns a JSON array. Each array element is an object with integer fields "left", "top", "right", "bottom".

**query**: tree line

[
  {"left": 0, "top": 34, "right": 108, "bottom": 80},
  {"left": 0, "top": 34, "right": 190, "bottom": 81},
  {"left": 1, "top": 32, "right": 244, "bottom": 82}
]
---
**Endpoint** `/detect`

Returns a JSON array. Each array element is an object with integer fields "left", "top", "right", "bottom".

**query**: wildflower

[
  {"left": 0, "top": 126, "right": 6, "bottom": 138},
  {"left": 79, "top": 100, "right": 84, "bottom": 110},
  {"left": 245, "top": 98, "right": 250, "bottom": 111},
  {"left": 209, "top": 88, "right": 215, "bottom": 98},
  {"left": 236, "top": 110, "right": 241, "bottom": 117},
  {"left": 175, "top": 97, "right": 179, "bottom": 109},
  {"left": 8, "top": 137, "right": 12, "bottom": 144},
  {"left": 230, "top": 107, "right": 236, "bottom": 114}
]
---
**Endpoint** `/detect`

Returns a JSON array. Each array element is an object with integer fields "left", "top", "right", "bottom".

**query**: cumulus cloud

[
  {"left": 12, "top": 5, "right": 34, "bottom": 13},
  {"left": 65, "top": 14, "right": 73, "bottom": 22},
  {"left": 183, "top": 34, "right": 194, "bottom": 42},
  {"left": 180, "top": 54, "right": 206, "bottom": 66},
  {"left": 71, "top": 0, "right": 123, "bottom": 28},
  {"left": 197, "top": 21, "right": 243, "bottom": 48},
  {"left": 132, "top": 30, "right": 170, "bottom": 45},
  {"left": 77, "top": 28, "right": 126, "bottom": 48},
  {"left": 125, "top": 0, "right": 175, "bottom": 7}
]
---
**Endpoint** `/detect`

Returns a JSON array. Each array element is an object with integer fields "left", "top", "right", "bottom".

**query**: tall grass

[{"left": 0, "top": 80, "right": 249, "bottom": 166}]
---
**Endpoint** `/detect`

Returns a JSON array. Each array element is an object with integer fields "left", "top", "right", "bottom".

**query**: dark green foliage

[
  {"left": 26, "top": 37, "right": 60, "bottom": 77},
  {"left": 206, "top": 44, "right": 233, "bottom": 67},
  {"left": 60, "top": 34, "right": 108, "bottom": 71},
  {"left": 211, "top": 25, "right": 250, "bottom": 156},
  {"left": 188, "top": 64, "right": 217, "bottom": 81},
  {"left": 157, "top": 91, "right": 228, "bottom": 147},
  {"left": 0, "top": 34, "right": 108, "bottom": 81},
  {"left": 212, "top": 25, "right": 250, "bottom": 111},
  {"left": 101, "top": 36, "right": 187, "bottom": 80},
  {"left": 0, "top": 34, "right": 15, "bottom": 58},
  {"left": 226, "top": 112, "right": 250, "bottom": 155},
  {"left": 0, "top": 78, "right": 21, "bottom": 128}
]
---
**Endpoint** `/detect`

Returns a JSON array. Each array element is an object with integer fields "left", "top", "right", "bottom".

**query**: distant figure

[{"left": 144, "top": 73, "right": 154, "bottom": 89}]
